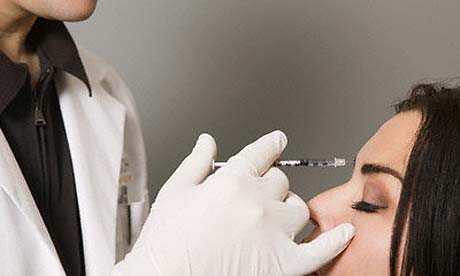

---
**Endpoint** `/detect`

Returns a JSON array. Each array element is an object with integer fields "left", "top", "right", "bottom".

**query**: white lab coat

[{"left": 0, "top": 48, "right": 150, "bottom": 276}]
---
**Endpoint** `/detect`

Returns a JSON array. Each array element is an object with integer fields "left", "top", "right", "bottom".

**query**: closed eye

[{"left": 351, "top": 201, "right": 388, "bottom": 213}]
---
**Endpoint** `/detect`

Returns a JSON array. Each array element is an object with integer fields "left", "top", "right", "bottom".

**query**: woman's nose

[{"left": 307, "top": 184, "right": 354, "bottom": 232}]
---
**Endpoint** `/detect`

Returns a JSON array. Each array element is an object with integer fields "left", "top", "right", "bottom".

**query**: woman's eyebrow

[{"left": 361, "top": 163, "right": 404, "bottom": 183}]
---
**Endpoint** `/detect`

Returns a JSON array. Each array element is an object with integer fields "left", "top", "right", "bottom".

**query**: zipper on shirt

[
  {"left": 33, "top": 66, "right": 53, "bottom": 217},
  {"left": 35, "top": 106, "right": 46, "bottom": 126}
]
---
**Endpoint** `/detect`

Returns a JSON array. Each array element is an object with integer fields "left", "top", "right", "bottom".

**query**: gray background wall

[{"left": 68, "top": 1, "right": 460, "bottom": 210}]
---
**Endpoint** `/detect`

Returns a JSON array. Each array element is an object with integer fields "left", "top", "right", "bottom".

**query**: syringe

[{"left": 212, "top": 157, "right": 346, "bottom": 170}]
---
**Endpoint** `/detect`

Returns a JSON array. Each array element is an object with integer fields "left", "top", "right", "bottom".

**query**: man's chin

[{"left": 43, "top": 1, "right": 97, "bottom": 22}]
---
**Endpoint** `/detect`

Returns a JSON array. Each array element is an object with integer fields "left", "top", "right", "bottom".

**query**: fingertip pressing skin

[
  {"left": 288, "top": 223, "right": 355, "bottom": 275},
  {"left": 304, "top": 223, "right": 355, "bottom": 255},
  {"left": 340, "top": 223, "right": 356, "bottom": 241}
]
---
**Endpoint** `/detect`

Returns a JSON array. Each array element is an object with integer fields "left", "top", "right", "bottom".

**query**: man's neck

[{"left": 0, "top": 1, "right": 37, "bottom": 63}]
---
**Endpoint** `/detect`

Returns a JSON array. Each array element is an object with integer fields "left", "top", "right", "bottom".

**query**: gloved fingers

[
  {"left": 282, "top": 223, "right": 355, "bottom": 275},
  {"left": 284, "top": 191, "right": 308, "bottom": 209},
  {"left": 282, "top": 191, "right": 309, "bottom": 237},
  {"left": 265, "top": 192, "right": 309, "bottom": 238},
  {"left": 258, "top": 167, "right": 289, "bottom": 200},
  {"left": 167, "top": 133, "right": 217, "bottom": 187},
  {"left": 222, "top": 130, "right": 288, "bottom": 177}
]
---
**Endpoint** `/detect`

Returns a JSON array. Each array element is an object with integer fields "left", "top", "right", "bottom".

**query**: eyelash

[{"left": 351, "top": 201, "right": 388, "bottom": 214}]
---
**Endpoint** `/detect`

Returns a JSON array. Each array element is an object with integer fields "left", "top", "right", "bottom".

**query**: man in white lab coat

[{"left": 0, "top": 1, "right": 355, "bottom": 275}]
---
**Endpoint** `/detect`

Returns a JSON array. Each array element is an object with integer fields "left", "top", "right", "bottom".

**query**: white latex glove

[{"left": 112, "top": 131, "right": 354, "bottom": 276}]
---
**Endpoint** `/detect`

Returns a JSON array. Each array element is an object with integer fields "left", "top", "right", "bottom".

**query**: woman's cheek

[
  {"left": 321, "top": 215, "right": 393, "bottom": 276},
  {"left": 349, "top": 215, "right": 393, "bottom": 274}
]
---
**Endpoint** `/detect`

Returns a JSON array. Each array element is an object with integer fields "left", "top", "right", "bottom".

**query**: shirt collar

[
  {"left": 0, "top": 52, "right": 29, "bottom": 115},
  {"left": 28, "top": 18, "right": 92, "bottom": 95},
  {"left": 0, "top": 18, "right": 92, "bottom": 110}
]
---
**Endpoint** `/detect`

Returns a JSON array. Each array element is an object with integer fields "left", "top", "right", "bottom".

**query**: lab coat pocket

[
  {"left": 129, "top": 190, "right": 150, "bottom": 245},
  {"left": 115, "top": 189, "right": 149, "bottom": 261}
]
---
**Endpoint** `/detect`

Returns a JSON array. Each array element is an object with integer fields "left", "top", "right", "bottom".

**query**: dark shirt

[{"left": 0, "top": 18, "right": 92, "bottom": 276}]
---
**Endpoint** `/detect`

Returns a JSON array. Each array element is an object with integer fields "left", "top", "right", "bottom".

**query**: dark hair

[{"left": 390, "top": 82, "right": 460, "bottom": 275}]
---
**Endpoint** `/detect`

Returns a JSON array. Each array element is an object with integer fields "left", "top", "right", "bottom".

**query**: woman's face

[{"left": 304, "top": 111, "right": 421, "bottom": 276}]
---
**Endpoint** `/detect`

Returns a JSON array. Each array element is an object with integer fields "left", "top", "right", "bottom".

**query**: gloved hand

[{"left": 112, "top": 131, "right": 354, "bottom": 276}]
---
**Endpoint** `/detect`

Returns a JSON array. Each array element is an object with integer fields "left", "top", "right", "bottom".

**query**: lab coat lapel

[
  {"left": 0, "top": 130, "right": 65, "bottom": 274},
  {"left": 56, "top": 71, "right": 126, "bottom": 276}
]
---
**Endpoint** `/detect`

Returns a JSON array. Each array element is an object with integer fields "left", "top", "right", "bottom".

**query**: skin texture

[
  {"left": 0, "top": 0, "right": 97, "bottom": 22},
  {"left": 0, "top": 0, "right": 97, "bottom": 87},
  {"left": 303, "top": 111, "right": 421, "bottom": 275}
]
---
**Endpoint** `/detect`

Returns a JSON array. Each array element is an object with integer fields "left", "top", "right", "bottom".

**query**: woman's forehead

[{"left": 356, "top": 111, "right": 421, "bottom": 176}]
